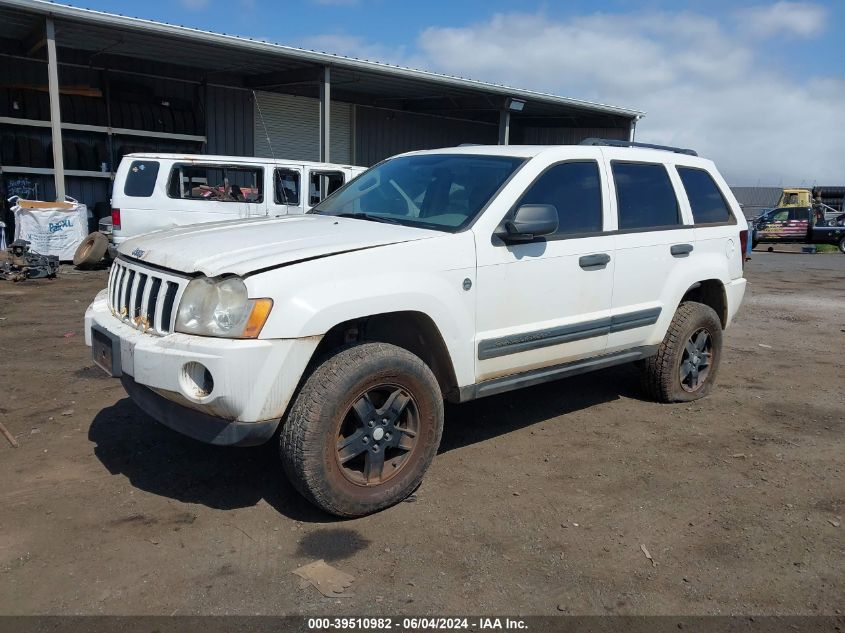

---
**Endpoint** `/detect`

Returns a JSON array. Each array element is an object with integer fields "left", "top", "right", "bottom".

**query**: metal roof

[
  {"left": 730, "top": 186, "right": 782, "bottom": 209},
  {"left": 125, "top": 153, "right": 361, "bottom": 170},
  {"left": 0, "top": 0, "right": 644, "bottom": 121}
]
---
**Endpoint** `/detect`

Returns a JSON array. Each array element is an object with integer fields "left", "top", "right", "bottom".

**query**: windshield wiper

[{"left": 335, "top": 212, "right": 402, "bottom": 225}]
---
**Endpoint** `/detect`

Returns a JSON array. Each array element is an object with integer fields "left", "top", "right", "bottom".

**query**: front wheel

[
  {"left": 838, "top": 236, "right": 845, "bottom": 254},
  {"left": 280, "top": 342, "right": 444, "bottom": 517},
  {"left": 641, "top": 301, "right": 723, "bottom": 403}
]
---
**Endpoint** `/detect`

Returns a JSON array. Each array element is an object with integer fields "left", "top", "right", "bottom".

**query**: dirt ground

[{"left": 0, "top": 250, "right": 843, "bottom": 616}]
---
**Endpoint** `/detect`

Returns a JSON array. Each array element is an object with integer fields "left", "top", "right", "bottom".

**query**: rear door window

[
  {"left": 123, "top": 160, "right": 160, "bottom": 197},
  {"left": 275, "top": 168, "right": 301, "bottom": 205},
  {"left": 612, "top": 162, "right": 680, "bottom": 230},
  {"left": 167, "top": 164, "right": 263, "bottom": 203},
  {"left": 677, "top": 167, "right": 732, "bottom": 224}
]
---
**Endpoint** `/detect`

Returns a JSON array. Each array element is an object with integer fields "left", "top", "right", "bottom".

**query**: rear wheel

[
  {"left": 641, "top": 301, "right": 723, "bottom": 403},
  {"left": 838, "top": 236, "right": 845, "bottom": 254},
  {"left": 280, "top": 342, "right": 443, "bottom": 517}
]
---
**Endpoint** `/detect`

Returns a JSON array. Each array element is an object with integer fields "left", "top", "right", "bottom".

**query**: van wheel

[
  {"left": 280, "top": 342, "right": 444, "bottom": 517},
  {"left": 73, "top": 232, "right": 108, "bottom": 268},
  {"left": 641, "top": 301, "right": 723, "bottom": 403}
]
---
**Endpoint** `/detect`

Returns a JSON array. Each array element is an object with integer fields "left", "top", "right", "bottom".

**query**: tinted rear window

[
  {"left": 123, "top": 161, "right": 159, "bottom": 197},
  {"left": 678, "top": 167, "right": 732, "bottom": 224},
  {"left": 612, "top": 162, "right": 680, "bottom": 230}
]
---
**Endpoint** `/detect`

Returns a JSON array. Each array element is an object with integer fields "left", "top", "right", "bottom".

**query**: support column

[
  {"left": 497, "top": 109, "right": 510, "bottom": 145},
  {"left": 45, "top": 16, "right": 65, "bottom": 201},
  {"left": 629, "top": 116, "right": 639, "bottom": 142},
  {"left": 319, "top": 66, "right": 330, "bottom": 162}
]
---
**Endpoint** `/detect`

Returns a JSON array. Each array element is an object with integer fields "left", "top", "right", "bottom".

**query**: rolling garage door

[{"left": 253, "top": 91, "right": 352, "bottom": 164}]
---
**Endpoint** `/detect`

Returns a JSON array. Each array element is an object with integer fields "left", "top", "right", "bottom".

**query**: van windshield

[{"left": 310, "top": 154, "right": 525, "bottom": 232}]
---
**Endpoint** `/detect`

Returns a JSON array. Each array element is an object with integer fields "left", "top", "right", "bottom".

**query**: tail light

[
  {"left": 739, "top": 229, "right": 748, "bottom": 266},
  {"left": 111, "top": 208, "right": 121, "bottom": 231}
]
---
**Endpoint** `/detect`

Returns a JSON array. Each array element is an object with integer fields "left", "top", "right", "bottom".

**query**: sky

[{"left": 63, "top": 0, "right": 844, "bottom": 185}]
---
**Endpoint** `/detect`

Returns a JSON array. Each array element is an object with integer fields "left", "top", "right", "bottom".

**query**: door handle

[
  {"left": 579, "top": 253, "right": 611, "bottom": 269},
  {"left": 670, "top": 243, "right": 694, "bottom": 257}
]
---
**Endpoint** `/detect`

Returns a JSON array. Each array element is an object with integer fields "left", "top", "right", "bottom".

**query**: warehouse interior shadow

[{"left": 88, "top": 363, "right": 640, "bottom": 519}]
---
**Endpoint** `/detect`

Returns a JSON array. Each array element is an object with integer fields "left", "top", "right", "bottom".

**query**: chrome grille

[{"left": 107, "top": 258, "right": 186, "bottom": 335}]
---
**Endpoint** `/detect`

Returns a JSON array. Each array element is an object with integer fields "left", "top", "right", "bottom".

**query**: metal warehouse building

[{"left": 0, "top": 0, "right": 643, "bottom": 213}]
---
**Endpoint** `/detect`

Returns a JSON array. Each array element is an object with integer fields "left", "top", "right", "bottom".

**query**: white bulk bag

[{"left": 11, "top": 197, "right": 89, "bottom": 261}]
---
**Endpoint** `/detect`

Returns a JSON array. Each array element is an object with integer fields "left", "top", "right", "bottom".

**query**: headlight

[{"left": 175, "top": 276, "right": 272, "bottom": 338}]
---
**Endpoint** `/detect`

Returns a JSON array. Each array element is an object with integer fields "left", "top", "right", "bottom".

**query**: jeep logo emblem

[{"left": 131, "top": 248, "right": 145, "bottom": 259}]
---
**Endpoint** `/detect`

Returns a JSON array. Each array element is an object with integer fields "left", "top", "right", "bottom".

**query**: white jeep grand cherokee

[{"left": 85, "top": 140, "right": 748, "bottom": 517}]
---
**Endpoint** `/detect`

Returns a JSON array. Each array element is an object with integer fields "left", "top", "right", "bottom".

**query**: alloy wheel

[{"left": 335, "top": 385, "right": 420, "bottom": 485}]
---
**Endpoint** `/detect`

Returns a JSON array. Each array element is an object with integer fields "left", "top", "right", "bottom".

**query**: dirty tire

[
  {"left": 73, "top": 232, "right": 108, "bottom": 268},
  {"left": 280, "top": 342, "right": 444, "bottom": 518},
  {"left": 641, "top": 301, "right": 723, "bottom": 403},
  {"left": 838, "top": 236, "right": 845, "bottom": 254}
]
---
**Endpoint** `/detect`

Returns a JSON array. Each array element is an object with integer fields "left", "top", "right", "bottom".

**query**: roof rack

[{"left": 579, "top": 138, "right": 698, "bottom": 156}]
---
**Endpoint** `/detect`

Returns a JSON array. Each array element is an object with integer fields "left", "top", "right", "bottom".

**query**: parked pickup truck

[
  {"left": 752, "top": 206, "right": 845, "bottom": 253},
  {"left": 85, "top": 140, "right": 748, "bottom": 517}
]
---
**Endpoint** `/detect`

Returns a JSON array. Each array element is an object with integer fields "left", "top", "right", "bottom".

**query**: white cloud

[
  {"left": 400, "top": 7, "right": 842, "bottom": 184},
  {"left": 736, "top": 1, "right": 827, "bottom": 38}
]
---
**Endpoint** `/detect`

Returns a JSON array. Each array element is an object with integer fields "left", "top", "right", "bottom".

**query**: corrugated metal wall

[
  {"left": 518, "top": 126, "right": 629, "bottom": 144},
  {"left": 204, "top": 86, "right": 254, "bottom": 157},
  {"left": 355, "top": 106, "right": 496, "bottom": 166},
  {"left": 252, "top": 91, "right": 351, "bottom": 163}
]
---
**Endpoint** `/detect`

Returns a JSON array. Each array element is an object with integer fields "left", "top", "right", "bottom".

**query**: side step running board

[{"left": 458, "top": 345, "right": 659, "bottom": 402}]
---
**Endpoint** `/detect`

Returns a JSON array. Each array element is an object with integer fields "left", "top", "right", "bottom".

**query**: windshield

[{"left": 310, "top": 153, "right": 525, "bottom": 231}]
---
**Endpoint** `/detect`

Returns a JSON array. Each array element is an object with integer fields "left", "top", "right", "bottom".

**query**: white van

[{"left": 109, "top": 153, "right": 365, "bottom": 248}]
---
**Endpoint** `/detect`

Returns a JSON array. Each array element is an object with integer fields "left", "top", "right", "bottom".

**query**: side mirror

[{"left": 499, "top": 204, "right": 558, "bottom": 242}]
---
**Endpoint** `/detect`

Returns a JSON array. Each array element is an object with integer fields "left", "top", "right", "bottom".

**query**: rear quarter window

[
  {"left": 123, "top": 161, "right": 160, "bottom": 197},
  {"left": 677, "top": 167, "right": 733, "bottom": 224}
]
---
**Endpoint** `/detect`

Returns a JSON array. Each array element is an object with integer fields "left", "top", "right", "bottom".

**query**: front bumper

[{"left": 85, "top": 289, "right": 320, "bottom": 446}]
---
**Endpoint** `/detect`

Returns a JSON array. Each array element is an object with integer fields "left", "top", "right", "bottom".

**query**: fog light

[{"left": 181, "top": 362, "right": 214, "bottom": 399}]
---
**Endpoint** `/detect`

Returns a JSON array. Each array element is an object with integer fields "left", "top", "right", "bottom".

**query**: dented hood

[{"left": 118, "top": 214, "right": 441, "bottom": 277}]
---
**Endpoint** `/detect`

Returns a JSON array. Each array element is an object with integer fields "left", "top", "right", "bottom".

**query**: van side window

[
  {"left": 612, "top": 162, "right": 680, "bottom": 230},
  {"left": 514, "top": 161, "right": 603, "bottom": 236},
  {"left": 275, "top": 169, "right": 300, "bottom": 205},
  {"left": 310, "top": 171, "right": 344, "bottom": 206},
  {"left": 124, "top": 161, "right": 160, "bottom": 197},
  {"left": 677, "top": 167, "right": 732, "bottom": 224},
  {"left": 167, "top": 164, "right": 263, "bottom": 203}
]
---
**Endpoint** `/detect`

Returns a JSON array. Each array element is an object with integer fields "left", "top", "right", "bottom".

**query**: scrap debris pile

[{"left": 0, "top": 239, "right": 59, "bottom": 281}]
